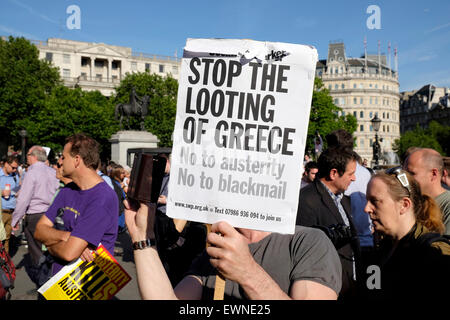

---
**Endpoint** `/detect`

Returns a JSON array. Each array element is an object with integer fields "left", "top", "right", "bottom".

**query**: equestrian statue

[{"left": 115, "top": 87, "right": 150, "bottom": 131}]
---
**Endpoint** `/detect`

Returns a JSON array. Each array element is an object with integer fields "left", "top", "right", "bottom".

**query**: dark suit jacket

[{"left": 296, "top": 179, "right": 361, "bottom": 296}]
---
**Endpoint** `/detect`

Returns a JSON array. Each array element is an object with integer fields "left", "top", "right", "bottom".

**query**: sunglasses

[{"left": 385, "top": 166, "right": 412, "bottom": 195}]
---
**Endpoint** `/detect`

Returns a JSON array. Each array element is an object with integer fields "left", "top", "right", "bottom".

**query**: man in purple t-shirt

[{"left": 35, "top": 133, "right": 118, "bottom": 275}]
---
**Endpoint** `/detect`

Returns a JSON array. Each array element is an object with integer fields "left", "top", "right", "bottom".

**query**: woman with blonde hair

[{"left": 363, "top": 167, "right": 450, "bottom": 298}]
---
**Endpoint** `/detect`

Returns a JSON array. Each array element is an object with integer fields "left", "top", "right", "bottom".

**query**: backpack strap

[{"left": 415, "top": 232, "right": 450, "bottom": 247}]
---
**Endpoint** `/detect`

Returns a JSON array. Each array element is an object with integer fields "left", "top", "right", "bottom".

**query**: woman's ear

[{"left": 399, "top": 197, "right": 412, "bottom": 215}]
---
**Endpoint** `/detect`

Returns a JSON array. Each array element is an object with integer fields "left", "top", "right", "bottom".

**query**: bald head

[{"left": 404, "top": 148, "right": 444, "bottom": 197}]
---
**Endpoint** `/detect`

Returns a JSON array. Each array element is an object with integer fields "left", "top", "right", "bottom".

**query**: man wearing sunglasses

[
  {"left": 404, "top": 148, "right": 450, "bottom": 235},
  {"left": 0, "top": 155, "right": 20, "bottom": 253}
]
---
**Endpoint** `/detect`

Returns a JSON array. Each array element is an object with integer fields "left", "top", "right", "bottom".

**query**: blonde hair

[{"left": 375, "top": 172, "right": 445, "bottom": 234}]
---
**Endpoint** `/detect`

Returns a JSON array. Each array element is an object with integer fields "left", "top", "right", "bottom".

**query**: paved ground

[{"left": 8, "top": 231, "right": 141, "bottom": 300}]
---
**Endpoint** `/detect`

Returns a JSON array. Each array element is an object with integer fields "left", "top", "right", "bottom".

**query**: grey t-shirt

[
  {"left": 186, "top": 225, "right": 342, "bottom": 300},
  {"left": 436, "top": 190, "right": 450, "bottom": 235}
]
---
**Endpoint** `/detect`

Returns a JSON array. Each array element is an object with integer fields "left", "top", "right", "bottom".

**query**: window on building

[
  {"left": 360, "top": 97, "right": 363, "bottom": 104},
  {"left": 353, "top": 111, "right": 357, "bottom": 117},
  {"left": 80, "top": 72, "right": 87, "bottom": 80},
  {"left": 370, "top": 125, "right": 373, "bottom": 132},
  {"left": 62, "top": 69, "right": 70, "bottom": 79},
  {"left": 370, "top": 139, "right": 373, "bottom": 147},
  {"left": 159, "top": 64, "right": 165, "bottom": 73},
  {"left": 335, "top": 84, "right": 339, "bottom": 90},
  {"left": 387, "top": 125, "right": 390, "bottom": 132},
  {"left": 340, "top": 98, "right": 346, "bottom": 105},
  {"left": 45, "top": 52, "right": 53, "bottom": 62},
  {"left": 383, "top": 112, "right": 385, "bottom": 119},
  {"left": 375, "top": 84, "right": 378, "bottom": 89},
  {"left": 353, "top": 83, "right": 357, "bottom": 89},
  {"left": 145, "top": 63, "right": 151, "bottom": 72},
  {"left": 172, "top": 65, "right": 178, "bottom": 74},
  {"left": 95, "top": 60, "right": 104, "bottom": 68},
  {"left": 369, "top": 83, "right": 373, "bottom": 88},
  {"left": 360, "top": 124, "right": 364, "bottom": 131},
  {"left": 81, "top": 57, "right": 89, "bottom": 67},
  {"left": 63, "top": 54, "right": 70, "bottom": 64},
  {"left": 112, "top": 61, "right": 119, "bottom": 70},
  {"left": 131, "top": 61, "right": 137, "bottom": 71},
  {"left": 353, "top": 97, "right": 357, "bottom": 104},
  {"left": 369, "top": 111, "right": 373, "bottom": 118},
  {"left": 360, "top": 138, "right": 364, "bottom": 147},
  {"left": 359, "top": 83, "right": 363, "bottom": 89},
  {"left": 383, "top": 125, "right": 385, "bottom": 132},
  {"left": 375, "top": 97, "right": 378, "bottom": 105},
  {"left": 360, "top": 111, "right": 364, "bottom": 118},
  {"left": 328, "top": 84, "right": 332, "bottom": 90},
  {"left": 334, "top": 98, "right": 339, "bottom": 105},
  {"left": 96, "top": 74, "right": 102, "bottom": 81},
  {"left": 370, "top": 97, "right": 373, "bottom": 104},
  {"left": 341, "top": 84, "right": 345, "bottom": 89},
  {"left": 387, "top": 112, "right": 389, "bottom": 119}
]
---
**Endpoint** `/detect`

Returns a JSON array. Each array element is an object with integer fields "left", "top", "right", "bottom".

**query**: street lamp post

[
  {"left": 371, "top": 115, "right": 381, "bottom": 168},
  {"left": 19, "top": 129, "right": 27, "bottom": 164}
]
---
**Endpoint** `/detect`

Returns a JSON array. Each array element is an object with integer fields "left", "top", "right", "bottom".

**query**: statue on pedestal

[{"left": 115, "top": 87, "right": 150, "bottom": 131}]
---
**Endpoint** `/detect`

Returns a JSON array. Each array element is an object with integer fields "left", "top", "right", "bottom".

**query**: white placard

[{"left": 167, "top": 38, "right": 317, "bottom": 234}]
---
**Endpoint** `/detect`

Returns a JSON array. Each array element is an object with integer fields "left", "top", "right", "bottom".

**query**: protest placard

[
  {"left": 38, "top": 244, "right": 131, "bottom": 300},
  {"left": 167, "top": 38, "right": 318, "bottom": 234}
]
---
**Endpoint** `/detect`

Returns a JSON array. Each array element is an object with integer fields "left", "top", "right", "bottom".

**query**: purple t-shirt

[{"left": 45, "top": 181, "right": 118, "bottom": 274}]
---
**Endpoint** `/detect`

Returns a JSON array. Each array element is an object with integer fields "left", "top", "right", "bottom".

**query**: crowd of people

[{"left": 1, "top": 129, "right": 449, "bottom": 301}]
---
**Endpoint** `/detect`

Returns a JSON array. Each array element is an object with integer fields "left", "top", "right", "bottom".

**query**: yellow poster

[{"left": 38, "top": 244, "right": 131, "bottom": 300}]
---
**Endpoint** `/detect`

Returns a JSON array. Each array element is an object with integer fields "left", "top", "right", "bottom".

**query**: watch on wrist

[{"left": 132, "top": 238, "right": 156, "bottom": 250}]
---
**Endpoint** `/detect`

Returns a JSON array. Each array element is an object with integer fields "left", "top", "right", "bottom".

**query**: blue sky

[{"left": 0, "top": 0, "right": 449, "bottom": 91}]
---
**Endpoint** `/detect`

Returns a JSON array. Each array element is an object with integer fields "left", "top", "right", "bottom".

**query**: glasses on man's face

[
  {"left": 385, "top": 166, "right": 412, "bottom": 195},
  {"left": 10, "top": 164, "right": 18, "bottom": 170}
]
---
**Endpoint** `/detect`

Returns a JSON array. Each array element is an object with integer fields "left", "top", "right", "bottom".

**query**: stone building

[
  {"left": 400, "top": 84, "right": 450, "bottom": 133},
  {"left": 31, "top": 38, "right": 181, "bottom": 96},
  {"left": 315, "top": 42, "right": 401, "bottom": 165}
]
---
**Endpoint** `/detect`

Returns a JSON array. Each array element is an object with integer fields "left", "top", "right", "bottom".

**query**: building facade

[
  {"left": 316, "top": 42, "right": 401, "bottom": 165},
  {"left": 400, "top": 84, "right": 450, "bottom": 133},
  {"left": 31, "top": 38, "right": 181, "bottom": 96}
]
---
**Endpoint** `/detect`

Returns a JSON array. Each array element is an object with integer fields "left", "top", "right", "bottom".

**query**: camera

[{"left": 313, "top": 223, "right": 355, "bottom": 249}]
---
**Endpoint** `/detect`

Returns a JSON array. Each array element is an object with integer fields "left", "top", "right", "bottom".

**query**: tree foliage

[
  {"left": 20, "top": 86, "right": 118, "bottom": 158},
  {"left": 111, "top": 72, "right": 178, "bottom": 147},
  {"left": 0, "top": 36, "right": 61, "bottom": 148},
  {"left": 305, "top": 78, "right": 357, "bottom": 154},
  {"left": 393, "top": 121, "right": 450, "bottom": 160}
]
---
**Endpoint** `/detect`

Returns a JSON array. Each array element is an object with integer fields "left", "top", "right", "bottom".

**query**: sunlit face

[
  {"left": 333, "top": 160, "right": 357, "bottom": 193},
  {"left": 365, "top": 177, "right": 403, "bottom": 237},
  {"left": 404, "top": 152, "right": 431, "bottom": 195},
  {"left": 61, "top": 143, "right": 76, "bottom": 178},
  {"left": 4, "top": 161, "right": 18, "bottom": 175}
]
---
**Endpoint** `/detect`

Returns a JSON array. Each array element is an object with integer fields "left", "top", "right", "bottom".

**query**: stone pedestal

[{"left": 109, "top": 131, "right": 159, "bottom": 167}]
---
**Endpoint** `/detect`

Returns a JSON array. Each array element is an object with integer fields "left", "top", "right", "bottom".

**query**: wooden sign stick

[{"left": 206, "top": 224, "right": 226, "bottom": 300}]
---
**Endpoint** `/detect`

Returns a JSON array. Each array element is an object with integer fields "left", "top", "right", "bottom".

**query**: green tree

[
  {"left": 20, "top": 86, "right": 118, "bottom": 158},
  {"left": 393, "top": 121, "right": 450, "bottom": 160},
  {"left": 0, "top": 36, "right": 61, "bottom": 150},
  {"left": 112, "top": 72, "right": 178, "bottom": 147},
  {"left": 305, "top": 78, "right": 357, "bottom": 154}
]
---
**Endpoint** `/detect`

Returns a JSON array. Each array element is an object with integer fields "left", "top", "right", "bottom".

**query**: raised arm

[{"left": 124, "top": 200, "right": 202, "bottom": 300}]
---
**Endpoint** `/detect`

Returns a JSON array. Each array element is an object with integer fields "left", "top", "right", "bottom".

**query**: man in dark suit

[{"left": 296, "top": 147, "right": 361, "bottom": 299}]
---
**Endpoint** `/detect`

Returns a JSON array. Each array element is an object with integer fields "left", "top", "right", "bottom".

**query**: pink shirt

[{"left": 12, "top": 161, "right": 59, "bottom": 227}]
